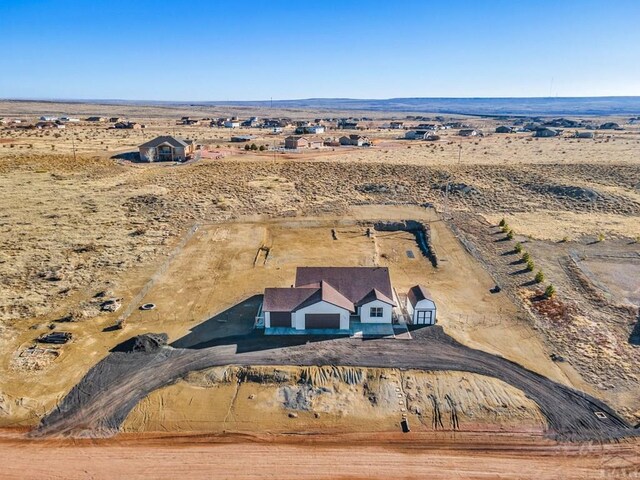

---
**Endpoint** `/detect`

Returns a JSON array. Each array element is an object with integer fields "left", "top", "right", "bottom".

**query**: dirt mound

[
  {"left": 527, "top": 184, "right": 602, "bottom": 202},
  {"left": 112, "top": 333, "right": 168, "bottom": 353}
]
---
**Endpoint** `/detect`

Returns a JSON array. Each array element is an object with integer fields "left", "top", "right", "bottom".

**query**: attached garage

[
  {"left": 406, "top": 285, "right": 437, "bottom": 325},
  {"left": 269, "top": 311, "right": 292, "bottom": 328},
  {"left": 304, "top": 313, "right": 341, "bottom": 329}
]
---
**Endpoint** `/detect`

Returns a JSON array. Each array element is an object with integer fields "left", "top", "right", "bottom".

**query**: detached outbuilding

[{"left": 406, "top": 285, "right": 436, "bottom": 325}]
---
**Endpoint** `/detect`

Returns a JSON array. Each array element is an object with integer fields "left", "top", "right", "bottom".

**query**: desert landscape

[{"left": 0, "top": 96, "right": 638, "bottom": 478}]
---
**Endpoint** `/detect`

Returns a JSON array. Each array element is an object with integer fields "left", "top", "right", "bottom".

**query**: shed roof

[{"left": 407, "top": 285, "right": 434, "bottom": 308}]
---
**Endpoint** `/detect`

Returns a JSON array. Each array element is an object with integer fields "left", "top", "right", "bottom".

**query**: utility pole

[
  {"left": 71, "top": 130, "right": 77, "bottom": 162},
  {"left": 458, "top": 142, "right": 462, "bottom": 164}
]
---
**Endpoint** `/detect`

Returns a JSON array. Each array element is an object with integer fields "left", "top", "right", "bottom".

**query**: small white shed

[{"left": 406, "top": 285, "right": 436, "bottom": 325}]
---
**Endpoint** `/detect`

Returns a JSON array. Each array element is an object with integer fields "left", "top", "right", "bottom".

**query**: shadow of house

[{"left": 171, "top": 295, "right": 263, "bottom": 349}]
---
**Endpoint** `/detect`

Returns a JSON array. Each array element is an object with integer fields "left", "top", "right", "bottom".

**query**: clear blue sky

[{"left": 1, "top": 0, "right": 639, "bottom": 100}]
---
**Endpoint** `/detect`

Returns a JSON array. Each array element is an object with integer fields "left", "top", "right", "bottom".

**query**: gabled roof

[
  {"left": 407, "top": 285, "right": 434, "bottom": 308},
  {"left": 263, "top": 287, "right": 317, "bottom": 312},
  {"left": 139, "top": 136, "right": 192, "bottom": 149},
  {"left": 263, "top": 280, "right": 355, "bottom": 313},
  {"left": 297, "top": 281, "right": 354, "bottom": 312},
  {"left": 295, "top": 267, "right": 396, "bottom": 307},
  {"left": 357, "top": 288, "right": 395, "bottom": 306}
]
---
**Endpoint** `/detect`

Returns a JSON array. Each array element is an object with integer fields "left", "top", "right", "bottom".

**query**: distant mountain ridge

[
  {"left": 5, "top": 96, "right": 640, "bottom": 116},
  {"left": 201, "top": 96, "right": 640, "bottom": 116}
]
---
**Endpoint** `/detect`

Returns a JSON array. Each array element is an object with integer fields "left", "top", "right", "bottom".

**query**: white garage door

[{"left": 415, "top": 310, "right": 434, "bottom": 325}]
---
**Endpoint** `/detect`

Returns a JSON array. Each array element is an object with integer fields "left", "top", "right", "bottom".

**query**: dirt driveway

[{"left": 35, "top": 326, "right": 633, "bottom": 442}]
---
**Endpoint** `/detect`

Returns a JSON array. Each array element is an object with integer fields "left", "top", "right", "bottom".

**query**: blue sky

[{"left": 1, "top": 0, "right": 639, "bottom": 100}]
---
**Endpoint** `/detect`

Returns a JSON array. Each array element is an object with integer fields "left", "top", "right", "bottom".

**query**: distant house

[
  {"left": 35, "top": 121, "right": 63, "bottom": 129},
  {"left": 270, "top": 127, "right": 283, "bottom": 134},
  {"left": 109, "top": 117, "right": 122, "bottom": 123},
  {"left": 40, "top": 116, "right": 58, "bottom": 121},
  {"left": 231, "top": 135, "right": 256, "bottom": 142},
  {"left": 224, "top": 120, "right": 240, "bottom": 128},
  {"left": 495, "top": 125, "right": 514, "bottom": 133},
  {"left": 389, "top": 121, "right": 404, "bottom": 129},
  {"left": 458, "top": 129, "right": 479, "bottom": 137},
  {"left": 86, "top": 116, "right": 107, "bottom": 122},
  {"left": 405, "top": 130, "right": 438, "bottom": 140},
  {"left": 138, "top": 136, "right": 195, "bottom": 162},
  {"left": 284, "top": 136, "right": 324, "bottom": 149},
  {"left": 262, "top": 267, "right": 397, "bottom": 332},
  {"left": 339, "top": 134, "right": 371, "bottom": 146},
  {"left": 338, "top": 120, "right": 359, "bottom": 129},
  {"left": 406, "top": 285, "right": 437, "bottom": 325},
  {"left": 599, "top": 122, "right": 621, "bottom": 130},
  {"left": 60, "top": 117, "right": 80, "bottom": 122},
  {"left": 295, "top": 125, "right": 325, "bottom": 135},
  {"left": 533, "top": 127, "right": 560, "bottom": 137},
  {"left": 574, "top": 131, "right": 594, "bottom": 139},
  {"left": 114, "top": 121, "right": 142, "bottom": 129}
]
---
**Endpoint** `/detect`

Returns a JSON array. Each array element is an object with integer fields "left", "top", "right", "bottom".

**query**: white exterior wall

[
  {"left": 292, "top": 301, "right": 350, "bottom": 330},
  {"left": 264, "top": 311, "right": 271, "bottom": 328},
  {"left": 406, "top": 297, "right": 415, "bottom": 315},
  {"left": 359, "top": 300, "right": 392, "bottom": 324},
  {"left": 140, "top": 147, "right": 155, "bottom": 162}
]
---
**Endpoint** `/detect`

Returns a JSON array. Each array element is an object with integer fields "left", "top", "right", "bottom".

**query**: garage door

[
  {"left": 270, "top": 312, "right": 291, "bottom": 327},
  {"left": 415, "top": 310, "right": 434, "bottom": 325},
  {"left": 305, "top": 313, "right": 341, "bottom": 329}
]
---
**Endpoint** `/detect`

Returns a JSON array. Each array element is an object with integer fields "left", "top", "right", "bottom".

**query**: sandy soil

[
  {"left": 122, "top": 367, "right": 545, "bottom": 434},
  {"left": 0, "top": 431, "right": 638, "bottom": 480}
]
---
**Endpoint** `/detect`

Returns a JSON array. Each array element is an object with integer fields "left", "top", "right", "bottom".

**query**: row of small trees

[{"left": 500, "top": 218, "right": 556, "bottom": 298}]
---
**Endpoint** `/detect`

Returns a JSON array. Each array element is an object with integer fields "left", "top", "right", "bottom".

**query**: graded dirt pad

[
  {"left": 122, "top": 366, "right": 545, "bottom": 434},
  {"left": 1, "top": 432, "right": 639, "bottom": 480}
]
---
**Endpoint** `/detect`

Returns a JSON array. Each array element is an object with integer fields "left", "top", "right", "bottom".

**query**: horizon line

[{"left": 2, "top": 95, "right": 640, "bottom": 104}]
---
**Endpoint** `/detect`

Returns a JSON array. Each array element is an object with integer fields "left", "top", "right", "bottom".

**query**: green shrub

[
  {"left": 499, "top": 218, "right": 506, "bottom": 227},
  {"left": 534, "top": 271, "right": 545, "bottom": 283},
  {"left": 561, "top": 236, "right": 569, "bottom": 243},
  {"left": 597, "top": 233, "right": 605, "bottom": 242},
  {"left": 514, "top": 242, "right": 523, "bottom": 253},
  {"left": 244, "top": 144, "right": 251, "bottom": 151},
  {"left": 522, "top": 252, "right": 531, "bottom": 262},
  {"left": 250, "top": 143, "right": 258, "bottom": 151},
  {"left": 506, "top": 229, "right": 514, "bottom": 240},
  {"left": 526, "top": 259, "right": 535, "bottom": 271},
  {"left": 501, "top": 224, "right": 510, "bottom": 233},
  {"left": 545, "top": 284, "right": 556, "bottom": 298}
]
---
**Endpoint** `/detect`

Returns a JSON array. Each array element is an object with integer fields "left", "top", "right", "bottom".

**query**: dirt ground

[
  {"left": 1, "top": 431, "right": 638, "bottom": 480},
  {"left": 122, "top": 366, "right": 545, "bottom": 434}
]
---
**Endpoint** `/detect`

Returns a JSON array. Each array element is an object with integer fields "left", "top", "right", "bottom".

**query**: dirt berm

[{"left": 35, "top": 327, "right": 635, "bottom": 441}]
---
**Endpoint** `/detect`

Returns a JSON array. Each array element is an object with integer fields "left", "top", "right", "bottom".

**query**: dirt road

[
  {"left": 2, "top": 431, "right": 639, "bottom": 480},
  {"left": 36, "top": 327, "right": 634, "bottom": 441}
]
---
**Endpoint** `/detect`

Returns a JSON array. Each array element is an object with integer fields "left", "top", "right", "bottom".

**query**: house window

[{"left": 370, "top": 307, "right": 384, "bottom": 318}]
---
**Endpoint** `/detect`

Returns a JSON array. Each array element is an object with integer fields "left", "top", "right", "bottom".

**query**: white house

[
  {"left": 224, "top": 120, "right": 240, "bottom": 128},
  {"left": 263, "top": 267, "right": 396, "bottom": 332},
  {"left": 406, "top": 285, "right": 437, "bottom": 325}
]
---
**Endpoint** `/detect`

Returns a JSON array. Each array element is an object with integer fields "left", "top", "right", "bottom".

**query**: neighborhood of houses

[
  {"left": 2, "top": 113, "right": 631, "bottom": 161},
  {"left": 259, "top": 266, "right": 436, "bottom": 334}
]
